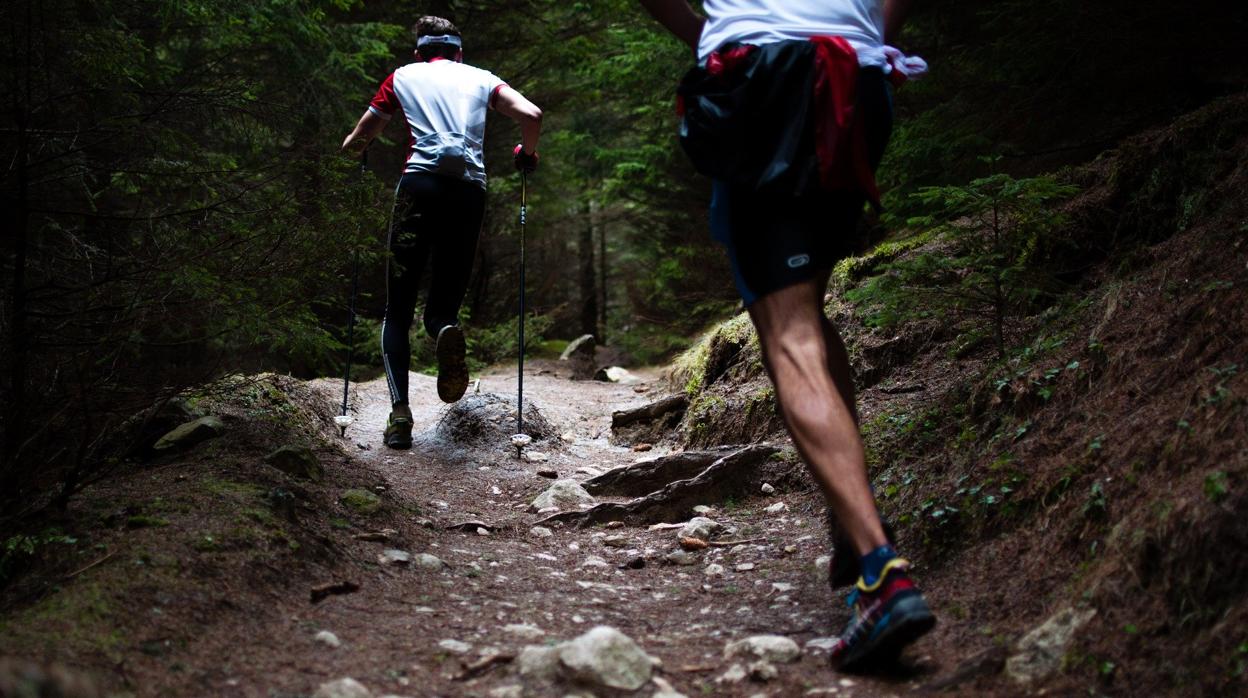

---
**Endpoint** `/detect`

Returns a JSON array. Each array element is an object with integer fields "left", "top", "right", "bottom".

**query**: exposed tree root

[
  {"left": 537, "top": 444, "right": 782, "bottom": 528},
  {"left": 609, "top": 394, "right": 688, "bottom": 445},
  {"left": 582, "top": 446, "right": 738, "bottom": 496}
]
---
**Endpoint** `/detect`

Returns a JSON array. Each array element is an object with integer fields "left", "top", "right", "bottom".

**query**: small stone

[
  {"left": 651, "top": 676, "right": 689, "bottom": 698},
  {"left": 313, "top": 678, "right": 371, "bottom": 698},
  {"left": 632, "top": 443, "right": 653, "bottom": 452},
  {"left": 314, "top": 630, "right": 341, "bottom": 648},
  {"left": 748, "top": 660, "right": 778, "bottom": 681},
  {"left": 530, "top": 526, "right": 553, "bottom": 538},
  {"left": 664, "top": 550, "right": 698, "bottom": 566},
  {"left": 724, "top": 635, "right": 802, "bottom": 663},
  {"left": 601, "top": 535, "right": 629, "bottom": 548},
  {"left": 692, "top": 505, "right": 713, "bottom": 515},
  {"left": 378, "top": 549, "right": 411, "bottom": 565},
  {"left": 814, "top": 555, "right": 832, "bottom": 585},
  {"left": 488, "top": 687, "right": 524, "bottom": 698},
  {"left": 704, "top": 563, "right": 726, "bottom": 577},
  {"left": 438, "top": 639, "right": 472, "bottom": 654},
  {"left": 537, "top": 469, "right": 559, "bottom": 479},
  {"left": 838, "top": 678, "right": 856, "bottom": 687},
  {"left": 476, "top": 527, "right": 490, "bottom": 536},
  {"left": 516, "top": 645, "right": 561, "bottom": 682},
  {"left": 760, "top": 482, "right": 775, "bottom": 495},
  {"left": 264, "top": 446, "right": 324, "bottom": 482},
  {"left": 561, "top": 431, "right": 576, "bottom": 443},
  {"left": 677, "top": 517, "right": 722, "bottom": 540},
  {"left": 524, "top": 451, "right": 550, "bottom": 463},
  {"left": 783, "top": 545, "right": 798, "bottom": 554},
  {"left": 605, "top": 521, "right": 625, "bottom": 529},
  {"left": 152, "top": 416, "right": 225, "bottom": 452},
  {"left": 715, "top": 663, "right": 748, "bottom": 684},
  {"left": 735, "top": 563, "right": 756, "bottom": 572},
  {"left": 582, "top": 556, "right": 611, "bottom": 568},
  {"left": 340, "top": 489, "right": 381, "bottom": 515},
  {"left": 575, "top": 465, "right": 604, "bottom": 477},
  {"left": 414, "top": 553, "right": 447, "bottom": 570},
  {"left": 503, "top": 623, "right": 545, "bottom": 640},
  {"left": 528, "top": 479, "right": 596, "bottom": 512},
  {"left": 764, "top": 502, "right": 787, "bottom": 514},
  {"left": 805, "top": 638, "right": 838, "bottom": 653}
]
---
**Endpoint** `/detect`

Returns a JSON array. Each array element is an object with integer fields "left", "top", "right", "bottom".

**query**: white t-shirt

[
  {"left": 697, "top": 0, "right": 887, "bottom": 68},
  {"left": 369, "top": 59, "right": 507, "bottom": 187}
]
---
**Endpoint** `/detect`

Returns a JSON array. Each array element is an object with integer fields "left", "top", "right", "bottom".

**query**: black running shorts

[{"left": 709, "top": 67, "right": 893, "bottom": 305}]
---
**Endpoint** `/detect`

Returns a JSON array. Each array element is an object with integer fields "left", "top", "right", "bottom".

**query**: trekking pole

[
  {"left": 335, "top": 149, "right": 367, "bottom": 437},
  {"left": 514, "top": 172, "right": 528, "bottom": 458}
]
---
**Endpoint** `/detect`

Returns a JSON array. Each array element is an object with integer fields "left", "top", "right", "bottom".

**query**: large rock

[
  {"left": 516, "top": 645, "right": 561, "bottom": 682},
  {"left": 152, "top": 416, "right": 224, "bottom": 452},
  {"left": 1006, "top": 606, "right": 1097, "bottom": 683},
  {"left": 557, "top": 626, "right": 657, "bottom": 691},
  {"left": 340, "top": 489, "right": 381, "bottom": 515},
  {"left": 264, "top": 445, "right": 323, "bottom": 482},
  {"left": 559, "top": 334, "right": 596, "bottom": 361},
  {"left": 528, "top": 479, "right": 596, "bottom": 512},
  {"left": 559, "top": 334, "right": 597, "bottom": 380},
  {"left": 593, "top": 366, "right": 639, "bottom": 384},
  {"left": 313, "top": 678, "right": 371, "bottom": 698},
  {"left": 724, "top": 635, "right": 802, "bottom": 663}
]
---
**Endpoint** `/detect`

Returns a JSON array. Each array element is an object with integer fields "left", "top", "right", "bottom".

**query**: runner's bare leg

[{"left": 748, "top": 275, "right": 885, "bottom": 556}]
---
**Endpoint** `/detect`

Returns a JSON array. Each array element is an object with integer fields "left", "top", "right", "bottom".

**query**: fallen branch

[
  {"left": 66, "top": 551, "right": 116, "bottom": 579},
  {"left": 610, "top": 395, "right": 688, "bottom": 430},
  {"left": 310, "top": 580, "right": 360, "bottom": 604},
  {"left": 453, "top": 651, "right": 516, "bottom": 681},
  {"left": 538, "top": 444, "right": 782, "bottom": 528}
]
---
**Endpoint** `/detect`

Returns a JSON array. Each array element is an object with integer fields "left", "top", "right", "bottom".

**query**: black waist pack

[{"left": 677, "top": 39, "right": 819, "bottom": 195}]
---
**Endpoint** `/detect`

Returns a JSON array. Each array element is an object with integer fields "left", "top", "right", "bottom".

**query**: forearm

[
  {"left": 341, "top": 111, "right": 386, "bottom": 155},
  {"left": 883, "top": 0, "right": 913, "bottom": 45},
  {"left": 494, "top": 87, "right": 543, "bottom": 153},
  {"left": 637, "top": 0, "right": 704, "bottom": 51}
]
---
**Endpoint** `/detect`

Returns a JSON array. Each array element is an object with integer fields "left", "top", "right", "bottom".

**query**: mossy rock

[
  {"left": 340, "top": 489, "right": 381, "bottom": 515},
  {"left": 152, "top": 416, "right": 224, "bottom": 452},
  {"left": 263, "top": 446, "right": 323, "bottom": 483}
]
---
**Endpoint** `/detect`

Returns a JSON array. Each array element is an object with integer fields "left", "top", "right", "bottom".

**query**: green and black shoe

[
  {"left": 436, "top": 324, "right": 469, "bottom": 403},
  {"left": 384, "top": 405, "right": 413, "bottom": 450}
]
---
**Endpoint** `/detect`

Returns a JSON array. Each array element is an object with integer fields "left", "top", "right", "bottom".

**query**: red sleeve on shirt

[
  {"left": 368, "top": 72, "right": 399, "bottom": 119},
  {"left": 489, "top": 83, "right": 508, "bottom": 110}
]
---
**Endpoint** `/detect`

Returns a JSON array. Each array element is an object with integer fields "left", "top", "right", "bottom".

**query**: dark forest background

[{"left": 3, "top": 0, "right": 1246, "bottom": 520}]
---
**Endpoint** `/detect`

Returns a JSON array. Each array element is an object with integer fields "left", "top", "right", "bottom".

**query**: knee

[{"left": 767, "top": 324, "right": 827, "bottom": 369}]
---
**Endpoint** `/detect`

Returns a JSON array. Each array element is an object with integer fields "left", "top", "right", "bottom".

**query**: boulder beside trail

[
  {"left": 723, "top": 635, "right": 802, "bottom": 663},
  {"left": 264, "top": 445, "right": 323, "bottom": 482},
  {"left": 152, "top": 416, "right": 224, "bottom": 452},
  {"left": 528, "top": 479, "right": 596, "bottom": 512},
  {"left": 1006, "top": 606, "right": 1097, "bottom": 683},
  {"left": 515, "top": 626, "right": 657, "bottom": 692}
]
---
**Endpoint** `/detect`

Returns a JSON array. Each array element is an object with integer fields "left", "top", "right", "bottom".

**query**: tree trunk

[
  {"left": 578, "top": 200, "right": 598, "bottom": 338},
  {"left": 595, "top": 200, "right": 607, "bottom": 344}
]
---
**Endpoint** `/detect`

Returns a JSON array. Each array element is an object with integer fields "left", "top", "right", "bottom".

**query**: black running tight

[{"left": 382, "top": 172, "right": 485, "bottom": 406}]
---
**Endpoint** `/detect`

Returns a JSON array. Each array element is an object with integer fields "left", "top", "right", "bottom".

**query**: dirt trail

[{"left": 268, "top": 360, "right": 950, "bottom": 698}]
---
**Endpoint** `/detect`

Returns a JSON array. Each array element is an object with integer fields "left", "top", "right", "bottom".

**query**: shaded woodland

[{"left": 1, "top": 1, "right": 1248, "bottom": 695}]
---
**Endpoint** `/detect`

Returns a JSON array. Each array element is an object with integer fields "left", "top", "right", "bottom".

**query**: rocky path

[{"left": 290, "top": 361, "right": 942, "bottom": 698}]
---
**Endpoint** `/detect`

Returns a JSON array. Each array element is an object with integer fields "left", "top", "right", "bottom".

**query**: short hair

[{"left": 414, "top": 16, "right": 461, "bottom": 60}]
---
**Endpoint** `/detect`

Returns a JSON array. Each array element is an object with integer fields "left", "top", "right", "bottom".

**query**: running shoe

[
  {"left": 436, "top": 325, "right": 469, "bottom": 403},
  {"left": 828, "top": 559, "right": 936, "bottom": 672},
  {"left": 828, "top": 517, "right": 897, "bottom": 589},
  {"left": 384, "top": 405, "right": 413, "bottom": 450}
]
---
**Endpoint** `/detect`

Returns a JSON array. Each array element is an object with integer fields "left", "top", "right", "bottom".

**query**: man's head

[{"left": 414, "top": 16, "right": 463, "bottom": 62}]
